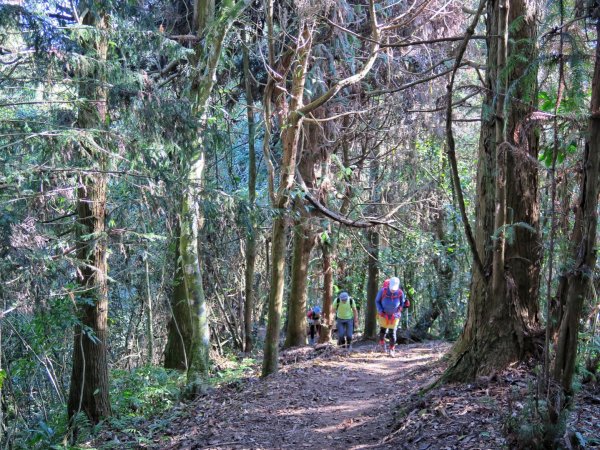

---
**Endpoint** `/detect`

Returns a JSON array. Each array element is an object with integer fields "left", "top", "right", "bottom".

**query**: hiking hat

[
  {"left": 313, "top": 305, "right": 321, "bottom": 314},
  {"left": 389, "top": 277, "right": 400, "bottom": 292},
  {"left": 339, "top": 292, "right": 349, "bottom": 301}
]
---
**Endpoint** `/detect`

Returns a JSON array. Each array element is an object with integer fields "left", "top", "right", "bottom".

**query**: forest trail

[{"left": 157, "top": 341, "right": 449, "bottom": 450}]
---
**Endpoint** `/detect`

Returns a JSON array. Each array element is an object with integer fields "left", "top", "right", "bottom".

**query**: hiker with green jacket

[{"left": 332, "top": 291, "right": 358, "bottom": 349}]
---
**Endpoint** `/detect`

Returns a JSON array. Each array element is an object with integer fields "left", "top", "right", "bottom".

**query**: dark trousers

[
  {"left": 309, "top": 323, "right": 321, "bottom": 340},
  {"left": 379, "top": 326, "right": 397, "bottom": 347}
]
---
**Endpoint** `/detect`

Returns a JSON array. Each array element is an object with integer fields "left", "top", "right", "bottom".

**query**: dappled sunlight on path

[{"left": 158, "top": 341, "right": 449, "bottom": 449}]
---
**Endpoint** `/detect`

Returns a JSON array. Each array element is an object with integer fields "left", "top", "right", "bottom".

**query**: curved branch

[
  {"left": 297, "top": 0, "right": 381, "bottom": 116},
  {"left": 295, "top": 170, "right": 401, "bottom": 232},
  {"left": 445, "top": 0, "right": 487, "bottom": 278}
]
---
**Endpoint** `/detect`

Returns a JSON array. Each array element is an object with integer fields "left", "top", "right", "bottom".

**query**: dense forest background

[{"left": 1, "top": 0, "right": 599, "bottom": 448}]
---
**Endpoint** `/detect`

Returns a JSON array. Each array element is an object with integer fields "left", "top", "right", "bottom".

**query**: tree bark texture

[
  {"left": 446, "top": 0, "right": 541, "bottom": 381},
  {"left": 242, "top": 29, "right": 257, "bottom": 353},
  {"left": 262, "top": 20, "right": 313, "bottom": 376},
  {"left": 67, "top": 9, "right": 111, "bottom": 424},
  {"left": 180, "top": 150, "right": 210, "bottom": 383},
  {"left": 162, "top": 0, "right": 246, "bottom": 385},
  {"left": 365, "top": 228, "right": 380, "bottom": 339},
  {"left": 164, "top": 228, "right": 192, "bottom": 370},
  {"left": 319, "top": 231, "right": 334, "bottom": 343},
  {"left": 429, "top": 209, "right": 453, "bottom": 339},
  {"left": 285, "top": 218, "right": 315, "bottom": 347},
  {"left": 552, "top": 13, "right": 600, "bottom": 394},
  {"left": 364, "top": 147, "right": 381, "bottom": 339},
  {"left": 285, "top": 135, "right": 320, "bottom": 347}
]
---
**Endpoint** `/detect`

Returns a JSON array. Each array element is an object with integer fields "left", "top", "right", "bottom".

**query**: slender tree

[
  {"left": 242, "top": 29, "right": 258, "bottom": 353},
  {"left": 67, "top": 6, "right": 111, "bottom": 423},
  {"left": 261, "top": 0, "right": 381, "bottom": 376},
  {"left": 364, "top": 148, "right": 381, "bottom": 339},
  {"left": 162, "top": 0, "right": 248, "bottom": 387},
  {"left": 552, "top": 3, "right": 600, "bottom": 397}
]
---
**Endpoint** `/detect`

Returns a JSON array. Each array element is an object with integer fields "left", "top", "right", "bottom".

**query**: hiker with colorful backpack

[
  {"left": 306, "top": 305, "right": 322, "bottom": 345},
  {"left": 375, "top": 276, "right": 409, "bottom": 356},
  {"left": 332, "top": 291, "right": 358, "bottom": 349}
]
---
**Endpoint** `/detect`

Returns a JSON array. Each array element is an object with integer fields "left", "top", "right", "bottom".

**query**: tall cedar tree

[
  {"left": 67, "top": 6, "right": 111, "bottom": 423},
  {"left": 446, "top": 0, "right": 542, "bottom": 380}
]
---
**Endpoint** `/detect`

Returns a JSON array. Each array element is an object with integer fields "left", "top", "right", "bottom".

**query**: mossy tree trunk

[
  {"left": 285, "top": 128, "right": 321, "bottom": 348},
  {"left": 164, "top": 226, "right": 192, "bottom": 370},
  {"left": 162, "top": 0, "right": 247, "bottom": 388},
  {"left": 319, "top": 229, "right": 334, "bottom": 343},
  {"left": 285, "top": 217, "right": 315, "bottom": 347}
]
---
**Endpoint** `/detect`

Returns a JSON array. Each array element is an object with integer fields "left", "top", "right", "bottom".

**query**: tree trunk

[
  {"left": 319, "top": 230, "right": 334, "bottom": 343},
  {"left": 67, "top": 9, "right": 111, "bottom": 424},
  {"left": 262, "top": 214, "right": 289, "bottom": 375},
  {"left": 285, "top": 217, "right": 315, "bottom": 347},
  {"left": 552, "top": 12, "right": 600, "bottom": 395},
  {"left": 262, "top": 17, "right": 313, "bottom": 376},
  {"left": 364, "top": 147, "right": 381, "bottom": 339},
  {"left": 180, "top": 152, "right": 210, "bottom": 383},
  {"left": 261, "top": 1, "right": 380, "bottom": 375},
  {"left": 365, "top": 229, "right": 380, "bottom": 339},
  {"left": 242, "top": 30, "right": 257, "bottom": 353},
  {"left": 430, "top": 210, "right": 453, "bottom": 339},
  {"left": 144, "top": 254, "right": 155, "bottom": 364},
  {"left": 445, "top": 0, "right": 541, "bottom": 381},
  {"left": 164, "top": 227, "right": 192, "bottom": 370},
  {"left": 161, "top": 0, "right": 246, "bottom": 387}
]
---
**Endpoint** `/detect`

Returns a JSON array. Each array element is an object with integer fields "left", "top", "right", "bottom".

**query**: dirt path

[{"left": 158, "top": 341, "right": 449, "bottom": 450}]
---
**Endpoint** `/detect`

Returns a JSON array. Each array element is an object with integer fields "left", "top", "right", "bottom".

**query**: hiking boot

[{"left": 389, "top": 347, "right": 395, "bottom": 357}]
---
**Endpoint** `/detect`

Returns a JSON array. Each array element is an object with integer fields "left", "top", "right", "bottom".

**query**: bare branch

[
  {"left": 0, "top": 307, "right": 16, "bottom": 320},
  {"left": 383, "top": 34, "right": 487, "bottom": 48},
  {"left": 295, "top": 169, "right": 401, "bottom": 232},
  {"left": 445, "top": 0, "right": 487, "bottom": 278},
  {"left": 297, "top": 0, "right": 381, "bottom": 116}
]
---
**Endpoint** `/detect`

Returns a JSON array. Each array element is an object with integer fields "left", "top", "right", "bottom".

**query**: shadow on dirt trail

[{"left": 158, "top": 341, "right": 449, "bottom": 450}]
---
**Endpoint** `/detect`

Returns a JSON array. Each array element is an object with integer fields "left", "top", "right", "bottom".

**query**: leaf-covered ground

[{"left": 98, "top": 341, "right": 599, "bottom": 449}]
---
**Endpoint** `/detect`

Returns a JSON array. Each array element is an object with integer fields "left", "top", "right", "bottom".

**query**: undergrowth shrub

[
  {"left": 111, "top": 366, "right": 185, "bottom": 418},
  {"left": 504, "top": 382, "right": 566, "bottom": 449}
]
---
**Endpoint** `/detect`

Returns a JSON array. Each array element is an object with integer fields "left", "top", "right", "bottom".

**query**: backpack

[
  {"left": 381, "top": 279, "right": 408, "bottom": 307},
  {"left": 307, "top": 310, "right": 321, "bottom": 321},
  {"left": 335, "top": 297, "right": 355, "bottom": 315}
]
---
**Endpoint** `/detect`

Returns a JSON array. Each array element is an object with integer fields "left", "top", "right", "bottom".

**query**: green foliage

[
  {"left": 492, "top": 221, "right": 536, "bottom": 245},
  {"left": 111, "top": 366, "right": 185, "bottom": 418},
  {"left": 210, "top": 357, "right": 257, "bottom": 386},
  {"left": 504, "top": 381, "right": 567, "bottom": 449}
]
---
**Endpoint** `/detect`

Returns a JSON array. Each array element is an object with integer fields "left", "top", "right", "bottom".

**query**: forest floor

[{"left": 97, "top": 340, "right": 600, "bottom": 449}]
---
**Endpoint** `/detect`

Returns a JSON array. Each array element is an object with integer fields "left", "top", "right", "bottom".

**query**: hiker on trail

[
  {"left": 375, "top": 276, "right": 409, "bottom": 356},
  {"left": 307, "top": 305, "right": 322, "bottom": 345},
  {"left": 333, "top": 292, "right": 358, "bottom": 349}
]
